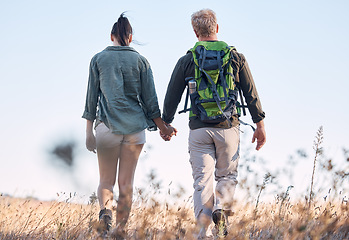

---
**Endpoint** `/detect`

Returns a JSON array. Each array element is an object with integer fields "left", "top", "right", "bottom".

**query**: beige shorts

[{"left": 95, "top": 123, "right": 146, "bottom": 149}]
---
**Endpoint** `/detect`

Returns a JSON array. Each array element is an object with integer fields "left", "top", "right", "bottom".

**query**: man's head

[{"left": 191, "top": 9, "right": 218, "bottom": 40}]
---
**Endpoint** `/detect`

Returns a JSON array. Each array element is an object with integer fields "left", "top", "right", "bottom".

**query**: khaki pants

[{"left": 188, "top": 126, "right": 240, "bottom": 219}]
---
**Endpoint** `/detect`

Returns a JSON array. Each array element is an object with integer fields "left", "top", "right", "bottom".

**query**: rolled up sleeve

[{"left": 82, "top": 56, "right": 100, "bottom": 121}]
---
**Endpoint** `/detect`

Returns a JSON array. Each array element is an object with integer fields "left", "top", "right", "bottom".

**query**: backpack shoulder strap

[{"left": 178, "top": 76, "right": 194, "bottom": 114}]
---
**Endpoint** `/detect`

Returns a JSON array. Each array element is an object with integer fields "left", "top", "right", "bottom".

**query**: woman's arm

[
  {"left": 82, "top": 56, "right": 100, "bottom": 153},
  {"left": 82, "top": 56, "right": 100, "bottom": 122}
]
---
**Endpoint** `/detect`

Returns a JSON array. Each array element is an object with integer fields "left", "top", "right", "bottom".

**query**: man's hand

[{"left": 252, "top": 120, "right": 266, "bottom": 151}]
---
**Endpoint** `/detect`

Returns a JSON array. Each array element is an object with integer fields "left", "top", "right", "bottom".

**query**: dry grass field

[
  {"left": 1, "top": 127, "right": 348, "bottom": 239},
  {"left": 0, "top": 193, "right": 348, "bottom": 239}
]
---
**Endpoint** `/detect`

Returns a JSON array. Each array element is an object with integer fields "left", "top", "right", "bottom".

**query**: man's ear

[
  {"left": 111, "top": 34, "right": 114, "bottom": 42},
  {"left": 194, "top": 30, "right": 199, "bottom": 38},
  {"left": 216, "top": 24, "right": 219, "bottom": 33}
]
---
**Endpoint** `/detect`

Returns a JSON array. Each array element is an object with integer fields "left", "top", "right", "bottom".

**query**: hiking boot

[
  {"left": 111, "top": 225, "right": 126, "bottom": 240},
  {"left": 212, "top": 209, "right": 228, "bottom": 237},
  {"left": 98, "top": 208, "right": 112, "bottom": 234}
]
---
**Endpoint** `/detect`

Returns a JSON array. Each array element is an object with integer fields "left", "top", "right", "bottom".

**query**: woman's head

[
  {"left": 111, "top": 13, "right": 133, "bottom": 46},
  {"left": 191, "top": 9, "right": 217, "bottom": 38}
]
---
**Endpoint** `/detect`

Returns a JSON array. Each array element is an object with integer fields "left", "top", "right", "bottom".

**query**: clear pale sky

[{"left": 1, "top": 0, "right": 348, "bottom": 202}]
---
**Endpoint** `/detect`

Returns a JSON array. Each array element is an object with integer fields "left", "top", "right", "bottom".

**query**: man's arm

[
  {"left": 162, "top": 57, "right": 188, "bottom": 123},
  {"left": 238, "top": 56, "right": 265, "bottom": 123},
  {"left": 237, "top": 53, "right": 266, "bottom": 150}
]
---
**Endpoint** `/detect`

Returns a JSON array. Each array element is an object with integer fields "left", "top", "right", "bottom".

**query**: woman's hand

[
  {"left": 86, "top": 132, "right": 96, "bottom": 153},
  {"left": 86, "top": 120, "right": 96, "bottom": 153}
]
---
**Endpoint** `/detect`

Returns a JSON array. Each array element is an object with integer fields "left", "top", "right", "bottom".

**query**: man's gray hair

[{"left": 191, "top": 9, "right": 217, "bottom": 38}]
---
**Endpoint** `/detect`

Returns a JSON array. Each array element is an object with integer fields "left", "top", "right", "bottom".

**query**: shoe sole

[{"left": 212, "top": 210, "right": 228, "bottom": 237}]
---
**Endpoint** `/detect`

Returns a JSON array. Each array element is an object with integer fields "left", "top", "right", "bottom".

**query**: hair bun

[{"left": 118, "top": 12, "right": 127, "bottom": 20}]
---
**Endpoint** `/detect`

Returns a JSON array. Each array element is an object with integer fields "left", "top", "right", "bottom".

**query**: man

[{"left": 161, "top": 9, "right": 266, "bottom": 237}]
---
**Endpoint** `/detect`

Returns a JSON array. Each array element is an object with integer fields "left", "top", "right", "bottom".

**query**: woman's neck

[{"left": 112, "top": 41, "right": 121, "bottom": 46}]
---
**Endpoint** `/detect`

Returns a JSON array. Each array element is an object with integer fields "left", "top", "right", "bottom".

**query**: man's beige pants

[{"left": 188, "top": 126, "right": 239, "bottom": 219}]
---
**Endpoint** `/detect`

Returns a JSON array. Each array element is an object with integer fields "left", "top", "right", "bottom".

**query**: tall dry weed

[{"left": 308, "top": 126, "right": 324, "bottom": 209}]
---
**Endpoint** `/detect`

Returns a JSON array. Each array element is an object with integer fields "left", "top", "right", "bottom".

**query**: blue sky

[{"left": 1, "top": 0, "right": 348, "bottom": 202}]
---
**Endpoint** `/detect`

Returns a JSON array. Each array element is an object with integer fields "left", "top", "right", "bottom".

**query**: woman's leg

[
  {"left": 115, "top": 143, "right": 143, "bottom": 230},
  {"left": 97, "top": 146, "right": 121, "bottom": 210}
]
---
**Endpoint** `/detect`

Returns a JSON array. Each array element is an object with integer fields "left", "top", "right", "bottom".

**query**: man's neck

[{"left": 198, "top": 35, "right": 218, "bottom": 41}]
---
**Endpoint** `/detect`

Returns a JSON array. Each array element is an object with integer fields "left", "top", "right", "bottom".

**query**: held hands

[
  {"left": 252, "top": 120, "right": 266, "bottom": 151},
  {"left": 160, "top": 123, "right": 177, "bottom": 141},
  {"left": 153, "top": 117, "right": 177, "bottom": 141}
]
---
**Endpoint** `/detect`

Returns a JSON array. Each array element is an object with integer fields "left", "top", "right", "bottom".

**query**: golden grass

[
  {"left": 1, "top": 193, "right": 348, "bottom": 239},
  {"left": 0, "top": 195, "right": 98, "bottom": 239},
  {"left": 1, "top": 127, "right": 348, "bottom": 239}
]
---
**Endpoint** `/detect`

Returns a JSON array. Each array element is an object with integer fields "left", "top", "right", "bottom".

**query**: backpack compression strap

[
  {"left": 199, "top": 47, "right": 230, "bottom": 121},
  {"left": 217, "top": 50, "right": 229, "bottom": 106},
  {"left": 239, "top": 119, "right": 256, "bottom": 132}
]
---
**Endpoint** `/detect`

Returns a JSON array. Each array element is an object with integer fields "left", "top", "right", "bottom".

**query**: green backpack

[{"left": 179, "top": 41, "right": 247, "bottom": 124}]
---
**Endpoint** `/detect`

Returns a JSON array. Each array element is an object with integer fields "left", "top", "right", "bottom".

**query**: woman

[{"left": 82, "top": 13, "right": 175, "bottom": 238}]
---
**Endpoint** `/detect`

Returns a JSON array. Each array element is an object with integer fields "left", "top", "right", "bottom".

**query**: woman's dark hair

[{"left": 111, "top": 13, "right": 133, "bottom": 46}]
